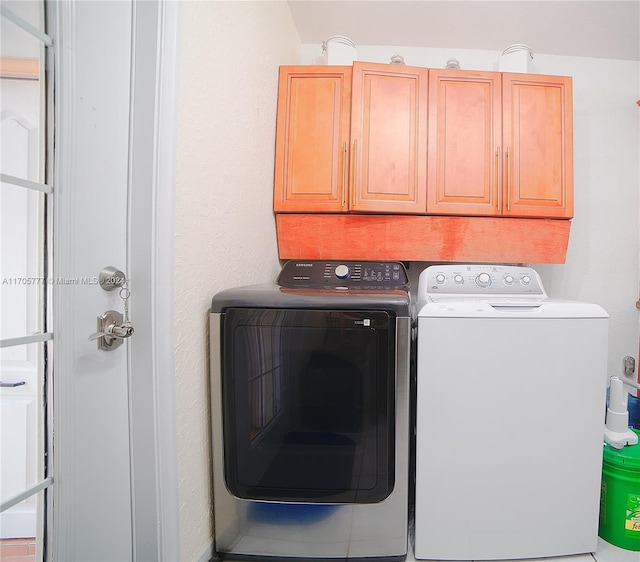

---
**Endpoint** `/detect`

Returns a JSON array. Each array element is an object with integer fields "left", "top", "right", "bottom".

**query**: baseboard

[{"left": 197, "top": 540, "right": 216, "bottom": 562}]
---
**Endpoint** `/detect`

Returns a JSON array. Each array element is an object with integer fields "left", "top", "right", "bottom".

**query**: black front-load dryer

[{"left": 209, "top": 260, "right": 411, "bottom": 561}]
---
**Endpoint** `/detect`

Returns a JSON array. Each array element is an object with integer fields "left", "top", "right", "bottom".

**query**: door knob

[{"left": 89, "top": 310, "right": 134, "bottom": 351}]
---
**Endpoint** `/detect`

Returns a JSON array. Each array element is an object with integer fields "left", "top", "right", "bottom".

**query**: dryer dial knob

[
  {"left": 453, "top": 274, "right": 464, "bottom": 285},
  {"left": 504, "top": 275, "right": 515, "bottom": 286},
  {"left": 521, "top": 275, "right": 532, "bottom": 286},
  {"left": 435, "top": 273, "right": 446, "bottom": 284},
  {"left": 334, "top": 264, "right": 350, "bottom": 279},
  {"left": 475, "top": 272, "right": 491, "bottom": 288}
]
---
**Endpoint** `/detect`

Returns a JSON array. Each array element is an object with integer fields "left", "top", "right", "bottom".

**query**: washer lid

[{"left": 418, "top": 298, "right": 608, "bottom": 319}]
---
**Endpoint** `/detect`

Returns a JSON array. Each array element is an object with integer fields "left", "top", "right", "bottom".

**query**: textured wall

[{"left": 174, "top": 3, "right": 300, "bottom": 559}]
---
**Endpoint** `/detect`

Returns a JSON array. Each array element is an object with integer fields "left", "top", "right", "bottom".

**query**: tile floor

[
  {"left": 401, "top": 537, "right": 640, "bottom": 562},
  {"left": 219, "top": 537, "right": 640, "bottom": 562},
  {"left": 591, "top": 539, "right": 640, "bottom": 562},
  {"left": 3, "top": 535, "right": 637, "bottom": 561}
]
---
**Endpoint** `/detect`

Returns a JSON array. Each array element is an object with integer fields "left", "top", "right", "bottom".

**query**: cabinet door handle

[
  {"left": 495, "top": 147, "right": 501, "bottom": 212},
  {"left": 351, "top": 139, "right": 357, "bottom": 208},
  {"left": 341, "top": 142, "right": 347, "bottom": 208},
  {"left": 505, "top": 147, "right": 511, "bottom": 211}
]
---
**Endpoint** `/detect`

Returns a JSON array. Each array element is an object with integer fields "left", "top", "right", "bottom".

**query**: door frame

[
  {"left": 127, "top": 2, "right": 180, "bottom": 559},
  {"left": 49, "top": 1, "right": 180, "bottom": 559}
]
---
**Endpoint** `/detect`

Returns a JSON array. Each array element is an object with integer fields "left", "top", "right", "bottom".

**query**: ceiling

[{"left": 287, "top": 0, "right": 640, "bottom": 61}]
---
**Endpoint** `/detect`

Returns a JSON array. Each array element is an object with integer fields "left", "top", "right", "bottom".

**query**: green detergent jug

[{"left": 600, "top": 429, "right": 640, "bottom": 550}]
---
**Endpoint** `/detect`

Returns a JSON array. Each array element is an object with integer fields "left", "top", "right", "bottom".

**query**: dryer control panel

[
  {"left": 278, "top": 260, "right": 409, "bottom": 289},
  {"left": 419, "top": 264, "right": 546, "bottom": 300}
]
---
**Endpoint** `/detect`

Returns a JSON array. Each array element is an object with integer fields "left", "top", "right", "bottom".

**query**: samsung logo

[{"left": 295, "top": 263, "right": 313, "bottom": 267}]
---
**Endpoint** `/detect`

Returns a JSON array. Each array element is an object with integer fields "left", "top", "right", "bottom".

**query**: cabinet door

[
  {"left": 273, "top": 66, "right": 352, "bottom": 213},
  {"left": 351, "top": 62, "right": 428, "bottom": 213},
  {"left": 427, "top": 70, "right": 502, "bottom": 216},
  {"left": 502, "top": 74, "right": 573, "bottom": 218}
]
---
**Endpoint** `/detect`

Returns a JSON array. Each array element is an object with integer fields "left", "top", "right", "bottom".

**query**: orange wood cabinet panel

[
  {"left": 427, "top": 69, "right": 502, "bottom": 215},
  {"left": 351, "top": 62, "right": 428, "bottom": 213},
  {"left": 503, "top": 73, "right": 573, "bottom": 218},
  {"left": 273, "top": 66, "right": 352, "bottom": 213},
  {"left": 276, "top": 214, "right": 570, "bottom": 264}
]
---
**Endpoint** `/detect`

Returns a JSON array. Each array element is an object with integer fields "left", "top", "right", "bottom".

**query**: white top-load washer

[{"left": 414, "top": 264, "right": 609, "bottom": 561}]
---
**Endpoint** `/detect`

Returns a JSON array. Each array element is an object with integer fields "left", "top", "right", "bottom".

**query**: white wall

[
  {"left": 174, "top": 2, "right": 300, "bottom": 560},
  {"left": 302, "top": 44, "right": 640, "bottom": 378},
  {"left": 532, "top": 54, "right": 639, "bottom": 379}
]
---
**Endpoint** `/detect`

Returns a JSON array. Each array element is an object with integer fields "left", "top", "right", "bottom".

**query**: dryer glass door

[{"left": 221, "top": 308, "right": 395, "bottom": 503}]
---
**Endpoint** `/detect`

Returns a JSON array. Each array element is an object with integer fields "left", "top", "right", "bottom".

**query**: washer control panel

[
  {"left": 278, "top": 260, "right": 409, "bottom": 289},
  {"left": 419, "top": 264, "right": 546, "bottom": 299}
]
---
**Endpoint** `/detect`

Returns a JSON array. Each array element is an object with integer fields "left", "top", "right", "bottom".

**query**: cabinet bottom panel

[{"left": 275, "top": 214, "right": 570, "bottom": 264}]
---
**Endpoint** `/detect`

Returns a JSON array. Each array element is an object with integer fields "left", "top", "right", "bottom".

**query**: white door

[
  {"left": 51, "top": 1, "right": 180, "bottom": 560},
  {"left": 1, "top": 1, "right": 179, "bottom": 560},
  {"left": 51, "top": 1, "right": 134, "bottom": 558}
]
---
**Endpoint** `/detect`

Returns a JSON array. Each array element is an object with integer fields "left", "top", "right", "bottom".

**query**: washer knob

[
  {"left": 435, "top": 273, "right": 446, "bottom": 284},
  {"left": 453, "top": 274, "right": 464, "bottom": 285},
  {"left": 334, "top": 264, "right": 350, "bottom": 279},
  {"left": 475, "top": 272, "right": 491, "bottom": 288},
  {"left": 504, "top": 275, "right": 515, "bottom": 286},
  {"left": 521, "top": 275, "right": 532, "bottom": 286}
]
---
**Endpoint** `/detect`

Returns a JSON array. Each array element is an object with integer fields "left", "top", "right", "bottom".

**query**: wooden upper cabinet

[
  {"left": 273, "top": 66, "right": 352, "bottom": 213},
  {"left": 273, "top": 65, "right": 573, "bottom": 222},
  {"left": 427, "top": 70, "right": 502, "bottom": 216},
  {"left": 503, "top": 74, "right": 573, "bottom": 218},
  {"left": 350, "top": 62, "right": 428, "bottom": 213},
  {"left": 427, "top": 70, "right": 573, "bottom": 219}
]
